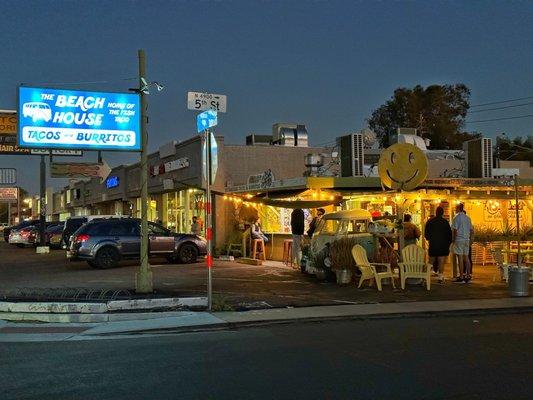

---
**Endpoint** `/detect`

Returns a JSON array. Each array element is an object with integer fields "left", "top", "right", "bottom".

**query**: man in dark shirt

[{"left": 424, "top": 206, "right": 453, "bottom": 284}]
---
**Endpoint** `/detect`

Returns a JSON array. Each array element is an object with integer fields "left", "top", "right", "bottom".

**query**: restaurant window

[
  {"left": 258, "top": 206, "right": 310, "bottom": 234},
  {"left": 164, "top": 189, "right": 205, "bottom": 234}
]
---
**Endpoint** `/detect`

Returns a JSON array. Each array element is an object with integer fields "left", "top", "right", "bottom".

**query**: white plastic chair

[{"left": 490, "top": 248, "right": 510, "bottom": 282}]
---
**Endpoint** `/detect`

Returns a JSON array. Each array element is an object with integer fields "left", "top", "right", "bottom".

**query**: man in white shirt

[{"left": 451, "top": 203, "right": 474, "bottom": 283}]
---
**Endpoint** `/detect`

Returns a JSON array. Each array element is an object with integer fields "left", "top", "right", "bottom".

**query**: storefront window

[
  {"left": 258, "top": 205, "right": 310, "bottom": 234},
  {"left": 163, "top": 189, "right": 205, "bottom": 234},
  {"left": 134, "top": 197, "right": 159, "bottom": 222}
]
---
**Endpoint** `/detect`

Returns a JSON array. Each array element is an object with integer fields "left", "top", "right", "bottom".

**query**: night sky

[{"left": 1, "top": 0, "right": 532, "bottom": 193}]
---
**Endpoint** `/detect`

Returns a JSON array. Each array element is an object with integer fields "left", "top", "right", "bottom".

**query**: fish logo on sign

[{"left": 196, "top": 110, "right": 217, "bottom": 133}]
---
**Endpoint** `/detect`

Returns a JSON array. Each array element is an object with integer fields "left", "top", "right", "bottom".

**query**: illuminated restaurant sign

[
  {"left": 18, "top": 87, "right": 141, "bottom": 151},
  {"left": 106, "top": 176, "right": 120, "bottom": 189}
]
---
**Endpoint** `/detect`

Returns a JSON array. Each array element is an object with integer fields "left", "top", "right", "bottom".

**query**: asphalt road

[{"left": 2, "top": 313, "right": 532, "bottom": 400}]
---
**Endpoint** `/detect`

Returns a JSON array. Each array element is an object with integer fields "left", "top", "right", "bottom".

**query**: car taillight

[
  {"left": 20, "top": 230, "right": 31, "bottom": 238},
  {"left": 75, "top": 234, "right": 90, "bottom": 243}
]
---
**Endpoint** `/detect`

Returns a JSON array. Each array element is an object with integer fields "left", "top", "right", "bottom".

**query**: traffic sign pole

[
  {"left": 205, "top": 128, "right": 213, "bottom": 310},
  {"left": 193, "top": 102, "right": 223, "bottom": 311}
]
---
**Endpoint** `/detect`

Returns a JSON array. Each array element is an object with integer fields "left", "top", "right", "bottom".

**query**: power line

[
  {"left": 21, "top": 77, "right": 137, "bottom": 86},
  {"left": 469, "top": 101, "right": 533, "bottom": 113},
  {"left": 470, "top": 96, "right": 533, "bottom": 108},
  {"left": 314, "top": 139, "right": 337, "bottom": 147},
  {"left": 466, "top": 114, "right": 533, "bottom": 123}
]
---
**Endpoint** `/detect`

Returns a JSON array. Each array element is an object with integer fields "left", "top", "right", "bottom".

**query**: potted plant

[
  {"left": 309, "top": 247, "right": 329, "bottom": 280},
  {"left": 329, "top": 237, "right": 359, "bottom": 285},
  {"left": 300, "top": 244, "right": 311, "bottom": 274}
]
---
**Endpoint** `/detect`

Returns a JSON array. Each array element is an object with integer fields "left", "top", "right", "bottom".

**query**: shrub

[{"left": 329, "top": 237, "right": 358, "bottom": 271}]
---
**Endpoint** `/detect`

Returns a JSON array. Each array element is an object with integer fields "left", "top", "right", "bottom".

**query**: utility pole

[
  {"left": 135, "top": 49, "right": 153, "bottom": 293},
  {"left": 39, "top": 155, "right": 46, "bottom": 246}
]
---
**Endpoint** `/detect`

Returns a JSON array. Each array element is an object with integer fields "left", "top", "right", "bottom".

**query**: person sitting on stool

[{"left": 251, "top": 218, "right": 269, "bottom": 243}]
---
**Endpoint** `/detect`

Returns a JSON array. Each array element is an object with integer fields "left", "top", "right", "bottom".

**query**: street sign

[
  {"left": 18, "top": 87, "right": 141, "bottom": 151},
  {"left": 0, "top": 187, "right": 18, "bottom": 202},
  {"left": 30, "top": 149, "right": 83, "bottom": 156},
  {"left": 0, "top": 112, "right": 26, "bottom": 154},
  {"left": 0, "top": 111, "right": 17, "bottom": 135},
  {"left": 0, "top": 144, "right": 31, "bottom": 155},
  {"left": 202, "top": 132, "right": 218, "bottom": 184},
  {"left": 187, "top": 91, "right": 227, "bottom": 113},
  {"left": 197, "top": 110, "right": 218, "bottom": 133},
  {"left": 0, "top": 169, "right": 16, "bottom": 185},
  {"left": 50, "top": 161, "right": 111, "bottom": 182}
]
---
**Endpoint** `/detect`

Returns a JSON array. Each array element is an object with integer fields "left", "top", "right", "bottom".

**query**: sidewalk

[{"left": 2, "top": 297, "right": 533, "bottom": 342}]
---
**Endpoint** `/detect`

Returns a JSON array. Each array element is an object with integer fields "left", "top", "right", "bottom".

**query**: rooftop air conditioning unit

[
  {"left": 337, "top": 133, "right": 364, "bottom": 177},
  {"left": 272, "top": 123, "right": 308, "bottom": 147},
  {"left": 464, "top": 137, "right": 493, "bottom": 178}
]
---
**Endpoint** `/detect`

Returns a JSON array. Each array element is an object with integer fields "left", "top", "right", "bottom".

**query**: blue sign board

[
  {"left": 18, "top": 87, "right": 141, "bottom": 151},
  {"left": 105, "top": 176, "right": 120, "bottom": 189},
  {"left": 196, "top": 110, "right": 217, "bottom": 133}
]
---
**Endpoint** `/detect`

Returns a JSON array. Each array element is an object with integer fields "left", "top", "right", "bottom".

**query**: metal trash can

[{"left": 508, "top": 266, "right": 530, "bottom": 297}]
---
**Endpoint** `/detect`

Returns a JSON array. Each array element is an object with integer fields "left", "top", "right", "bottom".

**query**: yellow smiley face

[{"left": 378, "top": 143, "right": 428, "bottom": 190}]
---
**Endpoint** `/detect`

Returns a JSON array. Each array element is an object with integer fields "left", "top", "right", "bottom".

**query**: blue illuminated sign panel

[
  {"left": 106, "top": 176, "right": 120, "bottom": 189},
  {"left": 18, "top": 87, "right": 141, "bottom": 151},
  {"left": 196, "top": 110, "right": 217, "bottom": 133}
]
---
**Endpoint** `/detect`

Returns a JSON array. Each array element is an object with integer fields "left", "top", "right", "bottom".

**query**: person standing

[
  {"left": 451, "top": 203, "right": 474, "bottom": 283},
  {"left": 190, "top": 216, "right": 202, "bottom": 235},
  {"left": 307, "top": 208, "right": 325, "bottom": 238},
  {"left": 403, "top": 214, "right": 421, "bottom": 247},
  {"left": 424, "top": 206, "right": 453, "bottom": 284},
  {"left": 291, "top": 208, "right": 305, "bottom": 268}
]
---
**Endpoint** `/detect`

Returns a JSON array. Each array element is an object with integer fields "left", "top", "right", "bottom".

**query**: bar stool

[
  {"left": 283, "top": 239, "right": 293, "bottom": 267},
  {"left": 252, "top": 239, "right": 266, "bottom": 261}
]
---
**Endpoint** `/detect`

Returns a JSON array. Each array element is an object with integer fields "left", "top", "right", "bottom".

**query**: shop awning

[{"left": 248, "top": 196, "right": 342, "bottom": 209}]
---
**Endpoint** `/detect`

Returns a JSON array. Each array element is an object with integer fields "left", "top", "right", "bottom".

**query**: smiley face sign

[{"left": 378, "top": 143, "right": 428, "bottom": 191}]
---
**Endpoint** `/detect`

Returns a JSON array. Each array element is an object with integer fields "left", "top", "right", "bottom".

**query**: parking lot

[{"left": 0, "top": 240, "right": 511, "bottom": 309}]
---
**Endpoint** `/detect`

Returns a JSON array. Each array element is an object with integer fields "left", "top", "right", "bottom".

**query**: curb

[
  {"left": 3, "top": 298, "right": 533, "bottom": 328},
  {"left": 86, "top": 304, "right": 533, "bottom": 337},
  {"left": 0, "top": 297, "right": 207, "bottom": 316}
]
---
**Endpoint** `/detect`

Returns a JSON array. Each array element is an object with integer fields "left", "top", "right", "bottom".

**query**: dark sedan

[{"left": 67, "top": 218, "right": 207, "bottom": 269}]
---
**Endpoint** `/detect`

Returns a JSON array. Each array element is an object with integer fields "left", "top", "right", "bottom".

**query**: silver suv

[{"left": 67, "top": 218, "right": 207, "bottom": 269}]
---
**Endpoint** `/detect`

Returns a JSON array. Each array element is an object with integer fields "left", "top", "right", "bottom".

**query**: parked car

[
  {"left": 309, "top": 209, "right": 374, "bottom": 269},
  {"left": 3, "top": 219, "right": 39, "bottom": 243},
  {"left": 9, "top": 225, "right": 38, "bottom": 247},
  {"left": 61, "top": 215, "right": 127, "bottom": 248},
  {"left": 67, "top": 218, "right": 207, "bottom": 269},
  {"left": 45, "top": 224, "right": 64, "bottom": 249},
  {"left": 9, "top": 222, "right": 62, "bottom": 247}
]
